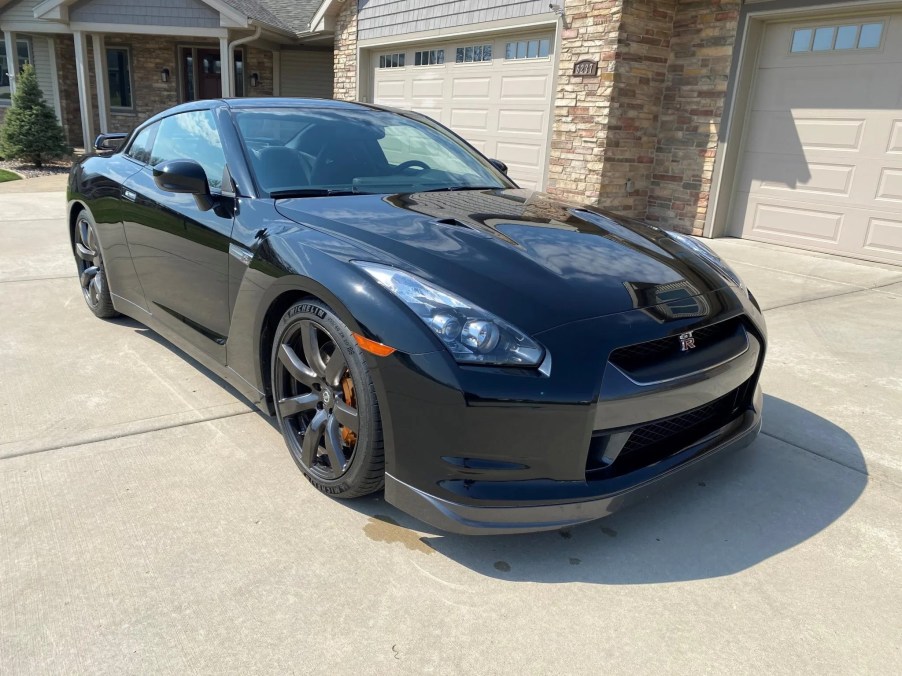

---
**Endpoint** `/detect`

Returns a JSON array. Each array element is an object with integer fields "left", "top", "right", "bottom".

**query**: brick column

[
  {"left": 333, "top": 0, "right": 358, "bottom": 101},
  {"left": 646, "top": 0, "right": 740, "bottom": 234}
]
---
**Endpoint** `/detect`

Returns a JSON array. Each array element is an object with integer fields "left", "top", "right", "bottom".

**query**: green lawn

[{"left": 0, "top": 169, "right": 21, "bottom": 182}]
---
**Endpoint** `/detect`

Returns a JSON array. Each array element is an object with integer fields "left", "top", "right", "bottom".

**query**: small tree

[{"left": 0, "top": 63, "right": 68, "bottom": 167}]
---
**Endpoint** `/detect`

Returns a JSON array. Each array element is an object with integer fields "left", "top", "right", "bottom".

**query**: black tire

[
  {"left": 73, "top": 209, "right": 119, "bottom": 319},
  {"left": 271, "top": 299, "right": 384, "bottom": 498}
]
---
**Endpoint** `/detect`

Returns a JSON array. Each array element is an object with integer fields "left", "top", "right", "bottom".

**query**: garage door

[
  {"left": 369, "top": 30, "right": 555, "bottom": 190},
  {"left": 732, "top": 13, "right": 902, "bottom": 265}
]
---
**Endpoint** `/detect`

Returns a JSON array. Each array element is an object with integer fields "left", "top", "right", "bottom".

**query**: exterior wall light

[
  {"left": 160, "top": 68, "right": 170, "bottom": 83},
  {"left": 250, "top": 72, "right": 260, "bottom": 88}
]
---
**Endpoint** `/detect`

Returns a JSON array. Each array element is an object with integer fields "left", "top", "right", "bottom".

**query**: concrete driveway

[{"left": 1, "top": 178, "right": 900, "bottom": 674}]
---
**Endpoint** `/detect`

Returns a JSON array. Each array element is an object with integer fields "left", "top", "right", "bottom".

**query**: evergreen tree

[{"left": 0, "top": 63, "right": 69, "bottom": 167}]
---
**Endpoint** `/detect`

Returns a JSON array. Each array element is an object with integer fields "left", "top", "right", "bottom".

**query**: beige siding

[
  {"left": 31, "top": 37, "right": 56, "bottom": 108},
  {"left": 280, "top": 50, "right": 334, "bottom": 99}
]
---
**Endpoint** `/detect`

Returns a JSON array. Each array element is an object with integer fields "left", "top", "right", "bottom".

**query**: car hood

[{"left": 275, "top": 189, "right": 728, "bottom": 333}]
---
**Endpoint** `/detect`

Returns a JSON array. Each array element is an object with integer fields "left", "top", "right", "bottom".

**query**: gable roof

[{"left": 223, "top": 0, "right": 325, "bottom": 35}]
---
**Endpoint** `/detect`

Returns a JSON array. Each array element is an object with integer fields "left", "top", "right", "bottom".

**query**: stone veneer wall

[
  {"left": 646, "top": 0, "right": 740, "bottom": 234},
  {"left": 246, "top": 47, "right": 275, "bottom": 97},
  {"left": 333, "top": 0, "right": 358, "bottom": 101},
  {"left": 56, "top": 36, "right": 84, "bottom": 148},
  {"left": 546, "top": 0, "right": 622, "bottom": 204}
]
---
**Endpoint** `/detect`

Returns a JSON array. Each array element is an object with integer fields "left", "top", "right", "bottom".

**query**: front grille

[
  {"left": 619, "top": 391, "right": 737, "bottom": 458},
  {"left": 586, "top": 382, "right": 750, "bottom": 476},
  {"left": 609, "top": 317, "right": 741, "bottom": 373}
]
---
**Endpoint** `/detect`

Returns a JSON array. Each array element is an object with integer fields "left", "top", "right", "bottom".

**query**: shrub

[{"left": 0, "top": 63, "right": 68, "bottom": 167}]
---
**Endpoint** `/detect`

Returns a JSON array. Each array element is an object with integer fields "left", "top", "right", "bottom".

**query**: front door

[{"left": 198, "top": 50, "right": 222, "bottom": 99}]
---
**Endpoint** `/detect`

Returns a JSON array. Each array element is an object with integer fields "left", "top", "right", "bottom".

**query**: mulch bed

[{"left": 0, "top": 158, "right": 75, "bottom": 178}]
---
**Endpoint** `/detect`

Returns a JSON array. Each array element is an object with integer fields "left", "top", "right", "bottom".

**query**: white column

[
  {"left": 272, "top": 50, "right": 280, "bottom": 96},
  {"left": 91, "top": 34, "right": 109, "bottom": 134},
  {"left": 219, "top": 36, "right": 232, "bottom": 98},
  {"left": 72, "top": 31, "right": 95, "bottom": 150},
  {"left": 3, "top": 31, "right": 17, "bottom": 96}
]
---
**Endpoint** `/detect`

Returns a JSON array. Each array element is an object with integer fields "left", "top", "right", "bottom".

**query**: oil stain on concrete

[{"left": 364, "top": 515, "right": 434, "bottom": 554}]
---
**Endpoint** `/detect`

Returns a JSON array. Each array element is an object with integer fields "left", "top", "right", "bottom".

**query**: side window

[
  {"left": 125, "top": 123, "right": 158, "bottom": 164},
  {"left": 150, "top": 110, "right": 226, "bottom": 190}
]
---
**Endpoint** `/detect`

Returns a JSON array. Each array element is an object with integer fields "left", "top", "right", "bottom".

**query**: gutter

[{"left": 227, "top": 23, "right": 262, "bottom": 96}]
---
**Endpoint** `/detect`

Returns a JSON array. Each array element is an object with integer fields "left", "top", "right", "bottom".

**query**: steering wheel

[{"left": 397, "top": 160, "right": 431, "bottom": 175}]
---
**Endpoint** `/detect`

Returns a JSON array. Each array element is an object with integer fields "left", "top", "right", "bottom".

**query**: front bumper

[
  {"left": 370, "top": 286, "right": 766, "bottom": 535},
  {"left": 386, "top": 384, "right": 762, "bottom": 535}
]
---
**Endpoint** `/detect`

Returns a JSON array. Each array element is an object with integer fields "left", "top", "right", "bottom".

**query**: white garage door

[
  {"left": 732, "top": 13, "right": 902, "bottom": 265},
  {"left": 369, "top": 31, "right": 555, "bottom": 190}
]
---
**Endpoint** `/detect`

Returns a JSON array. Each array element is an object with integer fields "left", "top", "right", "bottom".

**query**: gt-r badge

[{"left": 679, "top": 331, "right": 696, "bottom": 352}]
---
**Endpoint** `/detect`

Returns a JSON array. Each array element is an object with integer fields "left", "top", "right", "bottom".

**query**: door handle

[{"left": 123, "top": 189, "right": 137, "bottom": 202}]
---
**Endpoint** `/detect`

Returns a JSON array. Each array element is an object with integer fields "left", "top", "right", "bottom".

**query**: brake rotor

[{"left": 340, "top": 373, "right": 357, "bottom": 446}]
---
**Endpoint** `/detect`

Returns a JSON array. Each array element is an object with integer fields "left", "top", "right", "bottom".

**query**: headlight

[
  {"left": 354, "top": 262, "right": 545, "bottom": 367},
  {"left": 667, "top": 231, "right": 744, "bottom": 288}
]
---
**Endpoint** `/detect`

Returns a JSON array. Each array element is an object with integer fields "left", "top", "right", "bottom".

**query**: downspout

[{"left": 227, "top": 23, "right": 262, "bottom": 97}]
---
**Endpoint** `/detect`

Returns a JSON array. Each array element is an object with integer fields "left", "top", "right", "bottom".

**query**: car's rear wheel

[
  {"left": 73, "top": 210, "right": 118, "bottom": 318},
  {"left": 271, "top": 300, "right": 384, "bottom": 498}
]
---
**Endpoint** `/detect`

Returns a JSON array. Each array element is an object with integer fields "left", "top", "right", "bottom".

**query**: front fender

[{"left": 224, "top": 228, "right": 443, "bottom": 409}]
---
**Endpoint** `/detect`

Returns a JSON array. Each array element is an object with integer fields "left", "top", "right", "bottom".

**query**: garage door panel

[
  {"left": 498, "top": 109, "right": 545, "bottom": 134},
  {"left": 451, "top": 77, "right": 491, "bottom": 99},
  {"left": 864, "top": 216, "right": 902, "bottom": 254},
  {"left": 499, "top": 74, "right": 549, "bottom": 100},
  {"left": 888, "top": 120, "right": 902, "bottom": 153},
  {"left": 751, "top": 64, "right": 902, "bottom": 111},
  {"left": 375, "top": 78, "right": 406, "bottom": 101},
  {"left": 732, "top": 13, "right": 902, "bottom": 265},
  {"left": 411, "top": 78, "right": 444, "bottom": 98},
  {"left": 748, "top": 201, "right": 844, "bottom": 243}
]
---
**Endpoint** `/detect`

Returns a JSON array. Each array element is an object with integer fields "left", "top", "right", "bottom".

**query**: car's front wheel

[
  {"left": 271, "top": 300, "right": 384, "bottom": 498},
  {"left": 73, "top": 209, "right": 118, "bottom": 318}
]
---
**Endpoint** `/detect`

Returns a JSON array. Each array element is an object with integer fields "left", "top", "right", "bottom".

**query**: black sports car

[{"left": 68, "top": 98, "right": 765, "bottom": 534}]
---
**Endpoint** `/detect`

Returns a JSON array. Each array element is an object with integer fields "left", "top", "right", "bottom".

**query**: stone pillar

[
  {"left": 333, "top": 0, "right": 358, "bottom": 101},
  {"left": 646, "top": 0, "right": 741, "bottom": 234}
]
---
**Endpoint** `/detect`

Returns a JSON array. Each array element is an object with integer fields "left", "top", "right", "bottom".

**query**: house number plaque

[{"left": 573, "top": 59, "right": 599, "bottom": 76}]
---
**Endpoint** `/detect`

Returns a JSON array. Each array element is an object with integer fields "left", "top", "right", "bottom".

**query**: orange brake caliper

[{"left": 340, "top": 374, "right": 358, "bottom": 446}]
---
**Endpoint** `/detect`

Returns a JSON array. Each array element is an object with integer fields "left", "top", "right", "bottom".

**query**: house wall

[
  {"left": 1, "top": 0, "right": 46, "bottom": 22},
  {"left": 55, "top": 36, "right": 84, "bottom": 148},
  {"left": 281, "top": 49, "right": 334, "bottom": 99},
  {"left": 246, "top": 46, "right": 275, "bottom": 97},
  {"left": 356, "top": 0, "right": 550, "bottom": 40},
  {"left": 646, "top": 0, "right": 740, "bottom": 234},
  {"left": 69, "top": 0, "right": 220, "bottom": 28}
]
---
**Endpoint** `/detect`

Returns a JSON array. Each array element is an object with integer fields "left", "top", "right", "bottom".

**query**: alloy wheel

[
  {"left": 75, "top": 216, "right": 104, "bottom": 307},
  {"left": 274, "top": 319, "right": 361, "bottom": 481}
]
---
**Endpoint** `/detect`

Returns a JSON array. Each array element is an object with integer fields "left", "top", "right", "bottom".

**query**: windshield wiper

[
  {"left": 420, "top": 186, "right": 502, "bottom": 193},
  {"left": 269, "top": 188, "right": 368, "bottom": 198}
]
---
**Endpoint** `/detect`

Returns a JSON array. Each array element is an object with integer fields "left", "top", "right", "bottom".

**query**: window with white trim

[
  {"left": 0, "top": 37, "right": 32, "bottom": 105},
  {"left": 107, "top": 47, "right": 133, "bottom": 109},
  {"left": 455, "top": 44, "right": 493, "bottom": 63},
  {"left": 414, "top": 49, "right": 444, "bottom": 66},
  {"left": 504, "top": 39, "right": 551, "bottom": 60},
  {"left": 791, "top": 21, "right": 884, "bottom": 53},
  {"left": 378, "top": 53, "right": 406, "bottom": 68}
]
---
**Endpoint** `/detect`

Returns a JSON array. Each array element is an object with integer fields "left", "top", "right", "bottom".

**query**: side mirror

[
  {"left": 153, "top": 159, "right": 214, "bottom": 211},
  {"left": 93, "top": 133, "right": 127, "bottom": 152},
  {"left": 489, "top": 158, "right": 508, "bottom": 175}
]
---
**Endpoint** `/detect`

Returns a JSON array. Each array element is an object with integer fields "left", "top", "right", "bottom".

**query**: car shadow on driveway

[
  {"left": 349, "top": 395, "right": 868, "bottom": 584},
  {"left": 124, "top": 322, "right": 867, "bottom": 584}
]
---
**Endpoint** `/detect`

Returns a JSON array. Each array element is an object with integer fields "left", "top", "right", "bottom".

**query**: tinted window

[
  {"left": 126, "top": 123, "right": 158, "bottom": 164},
  {"left": 150, "top": 110, "right": 226, "bottom": 189},
  {"left": 233, "top": 108, "right": 508, "bottom": 196}
]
